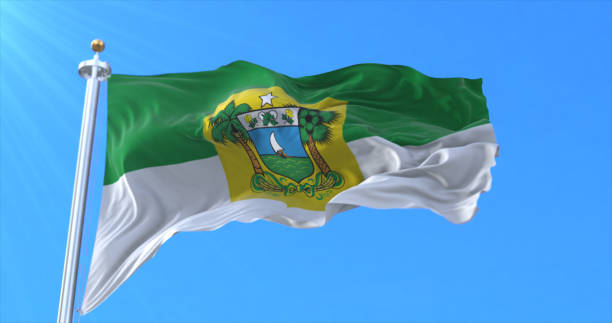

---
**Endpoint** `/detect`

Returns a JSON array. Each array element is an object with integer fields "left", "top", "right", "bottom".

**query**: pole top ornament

[
  {"left": 79, "top": 40, "right": 111, "bottom": 80},
  {"left": 91, "top": 39, "right": 105, "bottom": 52}
]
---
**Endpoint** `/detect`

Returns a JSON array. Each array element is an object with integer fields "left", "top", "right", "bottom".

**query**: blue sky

[{"left": 1, "top": 1, "right": 611, "bottom": 322}]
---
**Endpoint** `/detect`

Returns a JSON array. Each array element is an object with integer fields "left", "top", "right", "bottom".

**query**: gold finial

[{"left": 91, "top": 39, "right": 105, "bottom": 53}]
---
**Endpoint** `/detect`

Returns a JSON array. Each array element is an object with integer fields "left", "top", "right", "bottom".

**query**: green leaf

[
  {"left": 305, "top": 122, "right": 314, "bottom": 132},
  {"left": 233, "top": 103, "right": 251, "bottom": 116},
  {"left": 224, "top": 101, "right": 235, "bottom": 116},
  {"left": 211, "top": 123, "right": 225, "bottom": 143},
  {"left": 263, "top": 112, "right": 278, "bottom": 126},
  {"left": 239, "top": 128, "right": 250, "bottom": 141},
  {"left": 298, "top": 109, "right": 308, "bottom": 120},
  {"left": 220, "top": 119, "right": 232, "bottom": 132},
  {"left": 312, "top": 124, "right": 329, "bottom": 142},
  {"left": 225, "top": 128, "right": 237, "bottom": 142},
  {"left": 216, "top": 109, "right": 229, "bottom": 121},
  {"left": 299, "top": 127, "right": 309, "bottom": 143},
  {"left": 209, "top": 115, "right": 219, "bottom": 127},
  {"left": 217, "top": 121, "right": 235, "bottom": 143},
  {"left": 231, "top": 119, "right": 248, "bottom": 140},
  {"left": 319, "top": 111, "right": 336, "bottom": 123}
]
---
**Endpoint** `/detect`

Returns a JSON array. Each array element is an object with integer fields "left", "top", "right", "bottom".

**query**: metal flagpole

[{"left": 58, "top": 40, "right": 111, "bottom": 323}]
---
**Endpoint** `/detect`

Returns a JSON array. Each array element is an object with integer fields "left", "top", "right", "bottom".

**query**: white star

[{"left": 259, "top": 92, "right": 276, "bottom": 107}]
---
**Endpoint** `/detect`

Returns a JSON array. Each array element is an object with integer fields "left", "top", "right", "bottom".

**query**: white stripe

[
  {"left": 81, "top": 124, "right": 498, "bottom": 314},
  {"left": 340, "top": 123, "right": 498, "bottom": 223}
]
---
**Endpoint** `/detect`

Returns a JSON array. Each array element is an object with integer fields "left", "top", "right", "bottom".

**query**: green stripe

[{"left": 105, "top": 61, "right": 489, "bottom": 185}]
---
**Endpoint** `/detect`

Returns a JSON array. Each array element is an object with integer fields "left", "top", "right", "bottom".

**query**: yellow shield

[{"left": 203, "top": 86, "right": 363, "bottom": 211}]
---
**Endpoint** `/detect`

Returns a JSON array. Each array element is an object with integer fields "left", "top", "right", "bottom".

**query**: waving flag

[{"left": 81, "top": 61, "right": 498, "bottom": 314}]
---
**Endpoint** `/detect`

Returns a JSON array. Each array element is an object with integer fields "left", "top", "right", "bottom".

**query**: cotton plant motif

[
  {"left": 260, "top": 111, "right": 278, "bottom": 126},
  {"left": 282, "top": 109, "right": 294, "bottom": 124},
  {"left": 245, "top": 114, "right": 258, "bottom": 128}
]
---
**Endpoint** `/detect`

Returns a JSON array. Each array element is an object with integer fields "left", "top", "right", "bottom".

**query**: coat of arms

[{"left": 203, "top": 87, "right": 362, "bottom": 210}]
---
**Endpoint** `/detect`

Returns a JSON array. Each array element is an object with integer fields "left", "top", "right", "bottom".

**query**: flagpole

[{"left": 58, "top": 40, "right": 111, "bottom": 323}]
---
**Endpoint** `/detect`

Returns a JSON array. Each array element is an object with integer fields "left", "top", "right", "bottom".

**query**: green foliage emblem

[{"left": 209, "top": 99, "right": 343, "bottom": 198}]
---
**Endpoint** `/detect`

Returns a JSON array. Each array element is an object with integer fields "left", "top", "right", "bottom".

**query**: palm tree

[
  {"left": 298, "top": 108, "right": 336, "bottom": 175},
  {"left": 210, "top": 101, "right": 263, "bottom": 175}
]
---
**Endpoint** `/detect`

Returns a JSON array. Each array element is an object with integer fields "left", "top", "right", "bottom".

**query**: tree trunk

[
  {"left": 307, "top": 134, "right": 331, "bottom": 175},
  {"left": 235, "top": 132, "right": 263, "bottom": 175}
]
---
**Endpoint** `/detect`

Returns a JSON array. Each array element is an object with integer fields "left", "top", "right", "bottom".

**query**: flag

[{"left": 81, "top": 61, "right": 498, "bottom": 314}]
